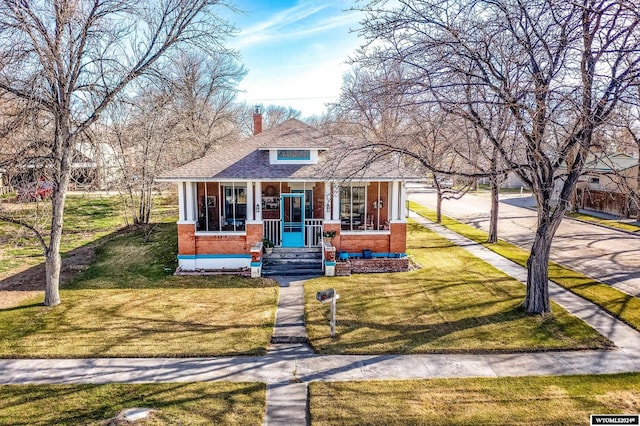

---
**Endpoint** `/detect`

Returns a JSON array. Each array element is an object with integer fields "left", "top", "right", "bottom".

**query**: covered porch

[{"left": 174, "top": 179, "right": 407, "bottom": 272}]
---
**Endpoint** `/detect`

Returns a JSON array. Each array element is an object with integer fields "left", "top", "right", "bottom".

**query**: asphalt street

[{"left": 407, "top": 184, "right": 640, "bottom": 297}]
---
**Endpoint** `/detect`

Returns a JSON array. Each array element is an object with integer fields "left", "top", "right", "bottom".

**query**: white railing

[
  {"left": 263, "top": 219, "right": 282, "bottom": 247},
  {"left": 305, "top": 218, "right": 323, "bottom": 247},
  {"left": 262, "top": 218, "right": 324, "bottom": 247}
]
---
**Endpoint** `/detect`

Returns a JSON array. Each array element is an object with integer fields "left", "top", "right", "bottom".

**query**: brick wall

[
  {"left": 389, "top": 222, "right": 407, "bottom": 253},
  {"left": 177, "top": 223, "right": 196, "bottom": 255},
  {"left": 195, "top": 235, "right": 246, "bottom": 254},
  {"left": 339, "top": 233, "right": 391, "bottom": 253}
]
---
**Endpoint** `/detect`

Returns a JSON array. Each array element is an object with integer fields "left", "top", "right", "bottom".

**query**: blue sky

[{"left": 226, "top": 1, "right": 363, "bottom": 118}]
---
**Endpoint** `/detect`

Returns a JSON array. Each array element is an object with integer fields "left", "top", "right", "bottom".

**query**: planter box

[
  {"left": 349, "top": 257, "right": 409, "bottom": 273},
  {"left": 335, "top": 261, "right": 351, "bottom": 276}
]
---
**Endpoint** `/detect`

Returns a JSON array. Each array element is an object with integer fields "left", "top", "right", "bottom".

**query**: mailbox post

[{"left": 316, "top": 288, "right": 339, "bottom": 338}]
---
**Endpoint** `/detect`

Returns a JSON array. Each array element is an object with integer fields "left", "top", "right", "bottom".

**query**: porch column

[
  {"left": 186, "top": 181, "right": 196, "bottom": 222},
  {"left": 331, "top": 182, "right": 340, "bottom": 221},
  {"left": 246, "top": 180, "right": 255, "bottom": 222},
  {"left": 255, "top": 182, "right": 262, "bottom": 221},
  {"left": 178, "top": 181, "right": 186, "bottom": 222},
  {"left": 391, "top": 180, "right": 400, "bottom": 221},
  {"left": 400, "top": 181, "right": 407, "bottom": 220},
  {"left": 324, "top": 181, "right": 331, "bottom": 219}
]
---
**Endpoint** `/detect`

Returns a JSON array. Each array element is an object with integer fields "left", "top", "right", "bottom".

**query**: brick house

[{"left": 157, "top": 111, "right": 419, "bottom": 276}]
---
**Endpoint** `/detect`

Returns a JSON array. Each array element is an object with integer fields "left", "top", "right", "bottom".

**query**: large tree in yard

[
  {"left": 0, "top": 0, "right": 237, "bottom": 306},
  {"left": 355, "top": 0, "right": 640, "bottom": 313}
]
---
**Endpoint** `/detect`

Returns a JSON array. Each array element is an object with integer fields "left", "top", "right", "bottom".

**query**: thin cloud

[{"left": 233, "top": 2, "right": 361, "bottom": 48}]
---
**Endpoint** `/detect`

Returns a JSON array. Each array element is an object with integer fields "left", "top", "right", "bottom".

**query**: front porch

[{"left": 174, "top": 179, "right": 408, "bottom": 273}]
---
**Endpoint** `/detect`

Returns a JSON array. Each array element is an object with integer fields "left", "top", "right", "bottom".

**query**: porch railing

[
  {"left": 305, "top": 219, "right": 323, "bottom": 247},
  {"left": 262, "top": 218, "right": 323, "bottom": 247},
  {"left": 263, "top": 219, "right": 282, "bottom": 247}
]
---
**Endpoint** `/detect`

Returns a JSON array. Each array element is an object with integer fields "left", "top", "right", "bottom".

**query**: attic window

[{"left": 277, "top": 149, "right": 310, "bottom": 160}]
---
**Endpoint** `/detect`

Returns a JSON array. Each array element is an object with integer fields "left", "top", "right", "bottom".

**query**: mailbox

[{"left": 316, "top": 288, "right": 335, "bottom": 302}]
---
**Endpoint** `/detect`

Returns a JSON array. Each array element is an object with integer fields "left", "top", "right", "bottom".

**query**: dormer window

[
  {"left": 263, "top": 148, "right": 324, "bottom": 164},
  {"left": 277, "top": 149, "right": 310, "bottom": 160}
]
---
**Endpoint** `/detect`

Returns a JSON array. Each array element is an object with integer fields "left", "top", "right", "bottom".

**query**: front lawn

[
  {"left": 305, "top": 223, "right": 611, "bottom": 354},
  {"left": 309, "top": 373, "right": 640, "bottom": 425},
  {"left": 409, "top": 201, "right": 640, "bottom": 333},
  {"left": 0, "top": 382, "right": 265, "bottom": 425},
  {"left": 0, "top": 223, "right": 279, "bottom": 358}
]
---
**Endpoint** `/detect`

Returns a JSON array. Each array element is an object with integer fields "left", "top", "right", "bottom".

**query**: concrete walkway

[{"left": 2, "top": 216, "right": 640, "bottom": 425}]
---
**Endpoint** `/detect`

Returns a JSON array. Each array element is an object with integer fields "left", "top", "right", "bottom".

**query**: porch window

[
  {"left": 196, "top": 182, "right": 246, "bottom": 232},
  {"left": 340, "top": 185, "right": 365, "bottom": 230}
]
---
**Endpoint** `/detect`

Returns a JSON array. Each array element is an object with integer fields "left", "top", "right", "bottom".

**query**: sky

[{"left": 226, "top": 1, "right": 364, "bottom": 118}]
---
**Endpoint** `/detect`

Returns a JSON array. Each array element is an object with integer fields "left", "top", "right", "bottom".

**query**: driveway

[{"left": 407, "top": 184, "right": 640, "bottom": 297}]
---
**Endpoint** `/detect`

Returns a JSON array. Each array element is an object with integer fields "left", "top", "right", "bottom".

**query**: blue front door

[{"left": 281, "top": 193, "right": 304, "bottom": 247}]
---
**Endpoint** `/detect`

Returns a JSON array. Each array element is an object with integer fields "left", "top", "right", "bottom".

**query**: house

[
  {"left": 575, "top": 153, "right": 639, "bottom": 217},
  {"left": 157, "top": 110, "right": 419, "bottom": 276}
]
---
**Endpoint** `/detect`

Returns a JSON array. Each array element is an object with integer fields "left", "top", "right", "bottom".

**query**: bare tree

[
  {"left": 104, "top": 51, "right": 246, "bottom": 226},
  {"left": 238, "top": 103, "right": 302, "bottom": 135},
  {"left": 332, "top": 64, "right": 479, "bottom": 223},
  {"left": 0, "top": 0, "right": 237, "bottom": 306},
  {"left": 354, "top": 0, "right": 640, "bottom": 313},
  {"left": 165, "top": 52, "right": 246, "bottom": 158}
]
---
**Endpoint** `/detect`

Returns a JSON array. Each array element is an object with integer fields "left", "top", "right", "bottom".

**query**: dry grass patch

[
  {"left": 304, "top": 223, "right": 610, "bottom": 354},
  {"left": 309, "top": 374, "right": 640, "bottom": 425},
  {"left": 0, "top": 382, "right": 265, "bottom": 425},
  {"left": 0, "top": 286, "right": 277, "bottom": 358}
]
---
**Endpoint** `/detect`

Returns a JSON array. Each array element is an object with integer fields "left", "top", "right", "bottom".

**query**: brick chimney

[{"left": 253, "top": 105, "right": 263, "bottom": 135}]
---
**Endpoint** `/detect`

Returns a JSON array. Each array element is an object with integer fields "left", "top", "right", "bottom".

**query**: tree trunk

[
  {"left": 523, "top": 219, "right": 554, "bottom": 314},
  {"left": 44, "top": 186, "right": 67, "bottom": 306},
  {"left": 436, "top": 189, "right": 443, "bottom": 223},
  {"left": 488, "top": 177, "right": 499, "bottom": 243}
]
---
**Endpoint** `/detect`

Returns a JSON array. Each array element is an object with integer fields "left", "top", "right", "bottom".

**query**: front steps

[{"left": 262, "top": 247, "right": 323, "bottom": 276}]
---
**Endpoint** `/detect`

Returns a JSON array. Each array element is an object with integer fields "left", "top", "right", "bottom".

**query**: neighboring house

[
  {"left": 478, "top": 171, "right": 528, "bottom": 190},
  {"left": 0, "top": 141, "right": 119, "bottom": 190},
  {"left": 72, "top": 142, "right": 120, "bottom": 189},
  {"left": 575, "top": 153, "right": 639, "bottom": 217},
  {"left": 157, "top": 112, "right": 419, "bottom": 276}
]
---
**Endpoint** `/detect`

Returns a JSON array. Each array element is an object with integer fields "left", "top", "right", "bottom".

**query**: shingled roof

[{"left": 157, "top": 118, "right": 420, "bottom": 181}]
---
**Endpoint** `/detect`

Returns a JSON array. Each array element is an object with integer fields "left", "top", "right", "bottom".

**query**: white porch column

[
  {"left": 400, "top": 181, "right": 407, "bottom": 220},
  {"left": 324, "top": 181, "right": 331, "bottom": 220},
  {"left": 331, "top": 182, "right": 340, "bottom": 221},
  {"left": 186, "top": 181, "right": 196, "bottom": 222},
  {"left": 255, "top": 182, "right": 262, "bottom": 221},
  {"left": 246, "top": 180, "right": 255, "bottom": 221},
  {"left": 177, "top": 181, "right": 186, "bottom": 222},
  {"left": 391, "top": 180, "right": 400, "bottom": 221}
]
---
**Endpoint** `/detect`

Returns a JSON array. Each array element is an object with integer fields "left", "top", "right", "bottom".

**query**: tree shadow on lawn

[
  {"left": 0, "top": 382, "right": 265, "bottom": 425},
  {"left": 307, "top": 304, "right": 614, "bottom": 355}
]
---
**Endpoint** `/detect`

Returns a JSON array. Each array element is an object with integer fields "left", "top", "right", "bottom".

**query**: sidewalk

[{"left": 2, "top": 215, "right": 640, "bottom": 425}]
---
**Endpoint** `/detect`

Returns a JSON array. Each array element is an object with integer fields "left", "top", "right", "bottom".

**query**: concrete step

[
  {"left": 262, "top": 266, "right": 323, "bottom": 276},
  {"left": 264, "top": 257, "right": 322, "bottom": 265}
]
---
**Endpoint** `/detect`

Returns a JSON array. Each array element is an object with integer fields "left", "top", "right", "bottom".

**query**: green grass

[
  {"left": 0, "top": 382, "right": 265, "bottom": 425},
  {"left": 409, "top": 201, "right": 640, "bottom": 333},
  {"left": 0, "top": 193, "right": 178, "bottom": 275},
  {"left": 309, "top": 373, "right": 640, "bottom": 425},
  {"left": 566, "top": 211, "right": 640, "bottom": 234},
  {"left": 0, "top": 223, "right": 279, "bottom": 358},
  {"left": 304, "top": 222, "right": 611, "bottom": 355}
]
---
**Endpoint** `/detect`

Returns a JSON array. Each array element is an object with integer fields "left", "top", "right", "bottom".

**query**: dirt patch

[
  {"left": 0, "top": 244, "right": 96, "bottom": 307},
  {"left": 0, "top": 290, "right": 41, "bottom": 309}
]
